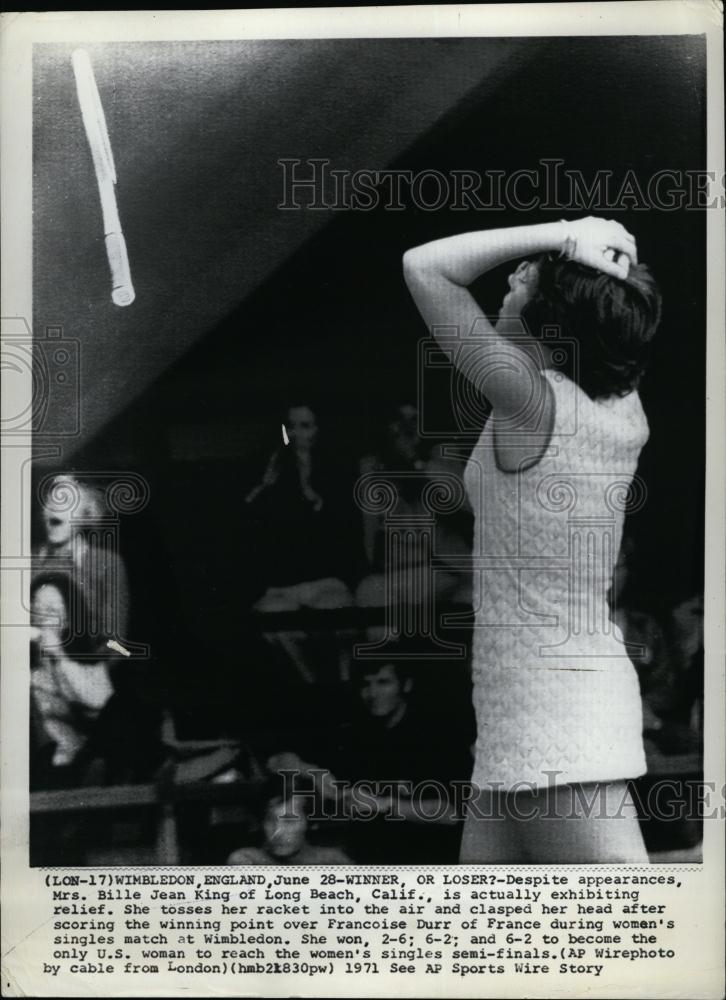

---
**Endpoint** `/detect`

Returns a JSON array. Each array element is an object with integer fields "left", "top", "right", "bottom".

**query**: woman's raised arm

[{"left": 402, "top": 218, "right": 636, "bottom": 421}]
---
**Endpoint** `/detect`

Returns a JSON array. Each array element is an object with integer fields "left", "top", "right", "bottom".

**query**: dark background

[{"left": 33, "top": 35, "right": 706, "bottom": 729}]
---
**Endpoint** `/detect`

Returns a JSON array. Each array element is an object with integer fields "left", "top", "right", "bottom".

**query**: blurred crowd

[{"left": 29, "top": 403, "right": 704, "bottom": 864}]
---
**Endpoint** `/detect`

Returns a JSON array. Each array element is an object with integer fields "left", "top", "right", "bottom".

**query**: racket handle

[{"left": 105, "top": 230, "right": 135, "bottom": 307}]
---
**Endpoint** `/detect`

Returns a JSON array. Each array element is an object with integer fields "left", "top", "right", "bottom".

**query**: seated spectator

[
  {"left": 245, "top": 402, "right": 359, "bottom": 682},
  {"left": 33, "top": 473, "right": 129, "bottom": 655},
  {"left": 30, "top": 572, "right": 114, "bottom": 785},
  {"left": 355, "top": 404, "right": 471, "bottom": 630},
  {"left": 268, "top": 656, "right": 472, "bottom": 864},
  {"left": 646, "top": 594, "right": 703, "bottom": 754},
  {"left": 227, "top": 776, "right": 351, "bottom": 866},
  {"left": 32, "top": 473, "right": 161, "bottom": 785},
  {"left": 611, "top": 540, "right": 703, "bottom": 754},
  {"left": 667, "top": 594, "right": 704, "bottom": 730}
]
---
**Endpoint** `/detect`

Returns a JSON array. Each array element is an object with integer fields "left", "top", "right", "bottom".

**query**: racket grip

[{"left": 105, "top": 230, "right": 135, "bottom": 307}]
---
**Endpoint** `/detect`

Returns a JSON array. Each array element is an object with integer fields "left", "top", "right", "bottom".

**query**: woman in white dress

[{"left": 403, "top": 217, "right": 661, "bottom": 863}]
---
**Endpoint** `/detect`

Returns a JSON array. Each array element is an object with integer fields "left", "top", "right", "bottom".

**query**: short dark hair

[
  {"left": 521, "top": 255, "right": 662, "bottom": 399},
  {"left": 351, "top": 658, "right": 412, "bottom": 688}
]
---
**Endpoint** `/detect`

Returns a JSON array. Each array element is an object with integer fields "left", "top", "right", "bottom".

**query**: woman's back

[{"left": 465, "top": 369, "right": 649, "bottom": 667}]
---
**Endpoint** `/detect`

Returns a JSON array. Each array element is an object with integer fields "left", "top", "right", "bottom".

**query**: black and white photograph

[
  {"left": 21, "top": 17, "right": 714, "bottom": 866},
  {"left": 1, "top": 4, "right": 724, "bottom": 998}
]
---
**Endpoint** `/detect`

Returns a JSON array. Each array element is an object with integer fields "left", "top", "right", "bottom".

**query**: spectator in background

[
  {"left": 227, "top": 776, "right": 351, "bottom": 865},
  {"left": 32, "top": 473, "right": 161, "bottom": 785},
  {"left": 267, "top": 656, "right": 472, "bottom": 863},
  {"left": 626, "top": 596, "right": 703, "bottom": 755},
  {"left": 355, "top": 404, "right": 471, "bottom": 630},
  {"left": 30, "top": 572, "right": 114, "bottom": 786},
  {"left": 33, "top": 474, "right": 130, "bottom": 656},
  {"left": 666, "top": 594, "right": 704, "bottom": 737},
  {"left": 245, "top": 402, "right": 358, "bottom": 682},
  {"left": 611, "top": 538, "right": 703, "bottom": 754}
]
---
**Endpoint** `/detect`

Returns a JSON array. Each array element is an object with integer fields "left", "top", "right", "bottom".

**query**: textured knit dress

[{"left": 464, "top": 369, "right": 648, "bottom": 790}]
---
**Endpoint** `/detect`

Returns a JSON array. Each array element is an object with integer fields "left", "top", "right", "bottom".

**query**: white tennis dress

[{"left": 465, "top": 369, "right": 648, "bottom": 790}]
